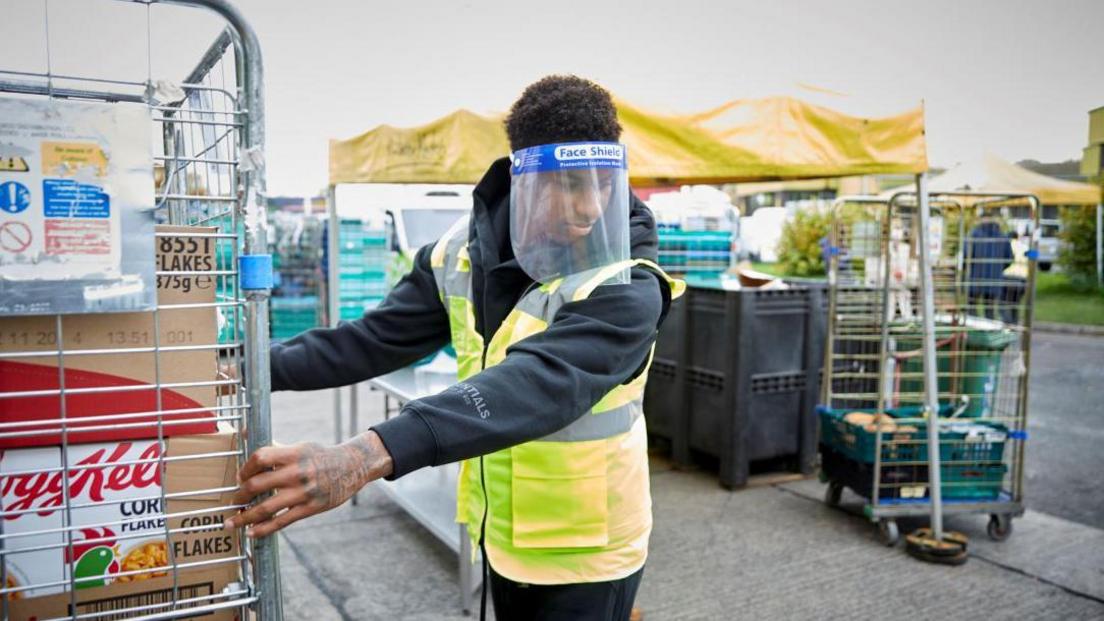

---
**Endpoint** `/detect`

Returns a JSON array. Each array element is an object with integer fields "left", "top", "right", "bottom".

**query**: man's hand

[{"left": 225, "top": 431, "right": 394, "bottom": 538}]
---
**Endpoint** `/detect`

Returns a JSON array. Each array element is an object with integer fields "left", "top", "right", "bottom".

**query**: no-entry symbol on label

[
  {"left": 0, "top": 181, "right": 31, "bottom": 214},
  {"left": 0, "top": 221, "right": 32, "bottom": 253}
]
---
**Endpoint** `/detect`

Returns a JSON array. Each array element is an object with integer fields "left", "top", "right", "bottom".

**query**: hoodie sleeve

[
  {"left": 269, "top": 244, "right": 450, "bottom": 391},
  {"left": 370, "top": 266, "right": 669, "bottom": 479}
]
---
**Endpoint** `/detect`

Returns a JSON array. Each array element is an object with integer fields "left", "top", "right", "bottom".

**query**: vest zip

[
  {"left": 477, "top": 278, "right": 538, "bottom": 619},
  {"left": 477, "top": 341, "right": 489, "bottom": 619}
]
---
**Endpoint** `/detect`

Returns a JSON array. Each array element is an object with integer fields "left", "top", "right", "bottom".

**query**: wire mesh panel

[
  {"left": 820, "top": 189, "right": 1035, "bottom": 538},
  {"left": 0, "top": 1, "right": 280, "bottom": 619}
]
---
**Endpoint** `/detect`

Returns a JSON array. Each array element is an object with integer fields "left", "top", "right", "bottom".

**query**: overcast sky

[{"left": 4, "top": 0, "right": 1103, "bottom": 196}]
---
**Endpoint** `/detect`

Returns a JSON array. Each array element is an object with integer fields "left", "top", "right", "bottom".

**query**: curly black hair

[{"left": 505, "top": 75, "right": 622, "bottom": 151}]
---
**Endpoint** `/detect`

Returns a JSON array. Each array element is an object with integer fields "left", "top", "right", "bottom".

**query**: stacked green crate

[
  {"left": 271, "top": 295, "right": 320, "bottom": 340},
  {"left": 215, "top": 217, "right": 241, "bottom": 345},
  {"left": 818, "top": 406, "right": 1009, "bottom": 501},
  {"left": 338, "top": 219, "right": 392, "bottom": 321},
  {"left": 270, "top": 215, "right": 324, "bottom": 340},
  {"left": 658, "top": 228, "right": 732, "bottom": 278}
]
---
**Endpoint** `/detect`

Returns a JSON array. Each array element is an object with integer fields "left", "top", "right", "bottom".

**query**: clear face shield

[{"left": 509, "top": 142, "right": 631, "bottom": 285}]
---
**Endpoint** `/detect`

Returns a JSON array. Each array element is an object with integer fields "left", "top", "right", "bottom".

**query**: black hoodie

[{"left": 270, "top": 157, "right": 670, "bottom": 478}]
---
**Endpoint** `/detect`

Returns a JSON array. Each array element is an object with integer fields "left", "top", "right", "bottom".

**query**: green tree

[
  {"left": 777, "top": 208, "right": 832, "bottom": 276},
  {"left": 1058, "top": 205, "right": 1102, "bottom": 289}
]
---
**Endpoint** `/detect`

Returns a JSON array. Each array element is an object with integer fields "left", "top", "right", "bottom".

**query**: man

[
  {"left": 226, "top": 75, "right": 683, "bottom": 620},
  {"left": 965, "top": 215, "right": 1014, "bottom": 322}
]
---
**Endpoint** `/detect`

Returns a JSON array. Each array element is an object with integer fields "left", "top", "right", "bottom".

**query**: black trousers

[{"left": 489, "top": 566, "right": 644, "bottom": 621}]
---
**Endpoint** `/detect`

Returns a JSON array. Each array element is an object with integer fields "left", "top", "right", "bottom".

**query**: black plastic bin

[{"left": 644, "top": 282, "right": 827, "bottom": 488}]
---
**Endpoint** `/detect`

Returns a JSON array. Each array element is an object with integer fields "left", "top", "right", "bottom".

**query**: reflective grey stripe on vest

[
  {"left": 541, "top": 400, "right": 642, "bottom": 442},
  {"left": 512, "top": 263, "right": 627, "bottom": 318},
  {"left": 433, "top": 216, "right": 473, "bottom": 301},
  {"left": 513, "top": 265, "right": 646, "bottom": 442}
]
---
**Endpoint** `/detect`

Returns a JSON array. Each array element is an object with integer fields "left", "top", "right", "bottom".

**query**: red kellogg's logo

[{"left": 1, "top": 443, "right": 162, "bottom": 519}]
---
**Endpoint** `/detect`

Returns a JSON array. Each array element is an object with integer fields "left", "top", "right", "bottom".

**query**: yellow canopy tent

[
  {"left": 879, "top": 153, "right": 1102, "bottom": 205},
  {"left": 328, "top": 96, "right": 928, "bottom": 186}
]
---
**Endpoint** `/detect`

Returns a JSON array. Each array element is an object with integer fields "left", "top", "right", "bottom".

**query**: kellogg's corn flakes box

[{"left": 1, "top": 430, "right": 241, "bottom": 620}]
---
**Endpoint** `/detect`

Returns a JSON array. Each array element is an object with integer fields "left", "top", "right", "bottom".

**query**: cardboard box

[
  {"left": 11, "top": 564, "right": 243, "bottom": 621},
  {"left": 0, "top": 225, "right": 221, "bottom": 448},
  {"left": 2, "top": 429, "right": 243, "bottom": 620}
]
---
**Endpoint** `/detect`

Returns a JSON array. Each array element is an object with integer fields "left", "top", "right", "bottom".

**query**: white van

[
  {"left": 646, "top": 185, "right": 740, "bottom": 234},
  {"left": 333, "top": 183, "right": 473, "bottom": 257}
]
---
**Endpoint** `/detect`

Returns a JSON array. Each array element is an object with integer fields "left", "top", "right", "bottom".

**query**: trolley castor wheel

[
  {"left": 878, "top": 519, "right": 900, "bottom": 546},
  {"left": 987, "top": 514, "right": 1013, "bottom": 541},
  {"left": 905, "top": 527, "right": 969, "bottom": 565},
  {"left": 825, "top": 481, "right": 843, "bottom": 507}
]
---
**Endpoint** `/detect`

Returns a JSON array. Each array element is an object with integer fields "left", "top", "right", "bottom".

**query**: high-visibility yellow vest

[{"left": 430, "top": 216, "right": 686, "bottom": 584}]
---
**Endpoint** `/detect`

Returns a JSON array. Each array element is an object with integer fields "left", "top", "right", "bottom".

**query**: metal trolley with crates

[
  {"left": 818, "top": 181, "right": 1037, "bottom": 547},
  {"left": 0, "top": 1, "right": 282, "bottom": 619}
]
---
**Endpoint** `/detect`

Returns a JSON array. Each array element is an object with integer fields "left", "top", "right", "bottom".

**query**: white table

[{"left": 344, "top": 368, "right": 482, "bottom": 614}]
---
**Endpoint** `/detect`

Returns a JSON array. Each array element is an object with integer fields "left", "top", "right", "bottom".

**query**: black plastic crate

[
  {"left": 821, "top": 445, "right": 1008, "bottom": 501},
  {"left": 821, "top": 445, "right": 923, "bottom": 500},
  {"left": 643, "top": 284, "right": 827, "bottom": 488},
  {"left": 688, "top": 369, "right": 808, "bottom": 461}
]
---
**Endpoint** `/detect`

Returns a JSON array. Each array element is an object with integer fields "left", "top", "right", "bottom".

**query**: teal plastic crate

[
  {"left": 821, "top": 446, "right": 1007, "bottom": 501},
  {"left": 339, "top": 285, "right": 387, "bottom": 294},
  {"left": 942, "top": 462, "right": 1007, "bottom": 499},
  {"left": 271, "top": 295, "right": 320, "bottom": 339},
  {"left": 658, "top": 229, "right": 731, "bottom": 276},
  {"left": 338, "top": 298, "right": 383, "bottom": 320},
  {"left": 818, "top": 406, "right": 1007, "bottom": 466},
  {"left": 271, "top": 312, "right": 319, "bottom": 321},
  {"left": 338, "top": 269, "right": 388, "bottom": 280},
  {"left": 272, "top": 295, "right": 318, "bottom": 308},
  {"left": 271, "top": 326, "right": 319, "bottom": 338}
]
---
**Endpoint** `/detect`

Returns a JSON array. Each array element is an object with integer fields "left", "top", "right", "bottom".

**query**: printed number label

[
  {"left": 108, "top": 330, "right": 150, "bottom": 346},
  {"left": 159, "top": 237, "right": 211, "bottom": 255},
  {"left": 2, "top": 331, "right": 58, "bottom": 346},
  {"left": 157, "top": 275, "right": 192, "bottom": 294},
  {"left": 164, "top": 330, "right": 193, "bottom": 344}
]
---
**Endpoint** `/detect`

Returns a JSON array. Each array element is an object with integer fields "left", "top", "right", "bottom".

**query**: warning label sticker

[
  {"left": 45, "top": 220, "right": 111, "bottom": 255},
  {"left": 43, "top": 178, "right": 111, "bottom": 218},
  {"left": 0, "top": 221, "right": 32, "bottom": 253},
  {"left": 0, "top": 181, "right": 31, "bottom": 214},
  {"left": 41, "top": 141, "right": 109, "bottom": 178},
  {"left": 0, "top": 142, "right": 32, "bottom": 174},
  {"left": 0, "top": 99, "right": 151, "bottom": 282}
]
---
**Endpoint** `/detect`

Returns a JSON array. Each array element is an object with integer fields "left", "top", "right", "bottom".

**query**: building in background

[
  {"left": 1082, "top": 106, "right": 1104, "bottom": 186},
  {"left": 1079, "top": 106, "right": 1104, "bottom": 286}
]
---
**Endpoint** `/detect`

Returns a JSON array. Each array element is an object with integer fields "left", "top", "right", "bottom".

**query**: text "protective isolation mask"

[{"left": 510, "top": 142, "right": 631, "bottom": 285}]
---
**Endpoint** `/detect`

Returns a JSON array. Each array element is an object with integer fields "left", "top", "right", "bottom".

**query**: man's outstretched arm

[
  {"left": 268, "top": 244, "right": 451, "bottom": 391},
  {"left": 228, "top": 267, "right": 669, "bottom": 537},
  {"left": 371, "top": 265, "right": 669, "bottom": 479}
]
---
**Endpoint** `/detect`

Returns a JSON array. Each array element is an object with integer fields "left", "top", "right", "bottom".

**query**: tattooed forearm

[{"left": 298, "top": 432, "right": 394, "bottom": 509}]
